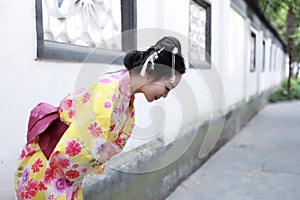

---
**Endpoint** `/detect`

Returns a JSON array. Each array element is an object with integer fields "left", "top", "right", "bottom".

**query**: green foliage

[
  {"left": 282, "top": 78, "right": 300, "bottom": 90},
  {"left": 257, "top": 0, "right": 300, "bottom": 61},
  {"left": 269, "top": 78, "right": 300, "bottom": 103},
  {"left": 292, "top": 28, "right": 300, "bottom": 61}
]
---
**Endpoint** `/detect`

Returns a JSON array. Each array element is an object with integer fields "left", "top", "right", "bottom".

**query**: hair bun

[
  {"left": 153, "top": 36, "right": 182, "bottom": 56},
  {"left": 123, "top": 50, "right": 145, "bottom": 70},
  {"left": 123, "top": 36, "right": 186, "bottom": 75}
]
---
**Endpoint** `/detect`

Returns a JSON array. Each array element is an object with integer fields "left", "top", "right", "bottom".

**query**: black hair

[{"left": 123, "top": 36, "right": 186, "bottom": 80}]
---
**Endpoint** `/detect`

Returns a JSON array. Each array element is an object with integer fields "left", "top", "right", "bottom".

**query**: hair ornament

[
  {"left": 140, "top": 47, "right": 165, "bottom": 77},
  {"left": 170, "top": 47, "right": 178, "bottom": 84}
]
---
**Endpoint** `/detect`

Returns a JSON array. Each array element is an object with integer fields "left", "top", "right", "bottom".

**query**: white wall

[
  {"left": 226, "top": 6, "right": 247, "bottom": 106},
  {"left": 0, "top": 0, "right": 81, "bottom": 199},
  {"left": 247, "top": 26, "right": 259, "bottom": 98},
  {"left": 133, "top": 0, "right": 214, "bottom": 148},
  {"left": 137, "top": 0, "right": 189, "bottom": 37},
  {"left": 0, "top": 0, "right": 287, "bottom": 198},
  {"left": 259, "top": 37, "right": 269, "bottom": 92}
]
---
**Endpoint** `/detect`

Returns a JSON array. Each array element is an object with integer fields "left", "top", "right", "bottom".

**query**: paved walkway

[{"left": 166, "top": 101, "right": 300, "bottom": 200}]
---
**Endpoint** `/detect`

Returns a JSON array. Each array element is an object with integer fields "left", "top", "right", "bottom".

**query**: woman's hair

[{"left": 123, "top": 36, "right": 186, "bottom": 81}]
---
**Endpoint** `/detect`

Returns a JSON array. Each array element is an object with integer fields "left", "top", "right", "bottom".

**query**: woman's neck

[{"left": 128, "top": 70, "right": 149, "bottom": 94}]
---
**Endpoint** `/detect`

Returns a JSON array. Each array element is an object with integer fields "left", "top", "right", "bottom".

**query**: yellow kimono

[{"left": 15, "top": 70, "right": 135, "bottom": 200}]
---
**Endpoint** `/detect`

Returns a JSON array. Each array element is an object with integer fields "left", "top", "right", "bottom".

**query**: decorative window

[
  {"left": 189, "top": 0, "right": 211, "bottom": 68},
  {"left": 250, "top": 31, "right": 256, "bottom": 72},
  {"left": 35, "top": 0, "right": 136, "bottom": 63},
  {"left": 262, "top": 40, "right": 265, "bottom": 72}
]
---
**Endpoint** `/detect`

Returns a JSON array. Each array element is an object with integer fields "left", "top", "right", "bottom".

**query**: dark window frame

[
  {"left": 250, "top": 31, "right": 256, "bottom": 72},
  {"left": 189, "top": 0, "right": 212, "bottom": 69},
  {"left": 35, "top": 0, "right": 137, "bottom": 64},
  {"left": 262, "top": 40, "right": 265, "bottom": 72}
]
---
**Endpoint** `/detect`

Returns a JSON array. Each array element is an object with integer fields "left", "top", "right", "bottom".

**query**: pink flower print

[
  {"left": 92, "top": 138, "right": 107, "bottom": 156},
  {"left": 91, "top": 163, "right": 99, "bottom": 168},
  {"left": 25, "top": 146, "right": 37, "bottom": 158},
  {"left": 104, "top": 101, "right": 112, "bottom": 109},
  {"left": 66, "top": 170, "right": 80, "bottom": 179},
  {"left": 44, "top": 164, "right": 59, "bottom": 184},
  {"left": 60, "top": 95, "right": 74, "bottom": 112},
  {"left": 72, "top": 185, "right": 81, "bottom": 199},
  {"left": 24, "top": 179, "right": 38, "bottom": 199},
  {"left": 109, "top": 124, "right": 116, "bottom": 132},
  {"left": 31, "top": 158, "right": 44, "bottom": 173},
  {"left": 19, "top": 149, "right": 26, "bottom": 160},
  {"left": 81, "top": 167, "right": 88, "bottom": 173},
  {"left": 115, "top": 137, "right": 124, "bottom": 147},
  {"left": 88, "top": 122, "right": 103, "bottom": 137},
  {"left": 119, "top": 77, "right": 131, "bottom": 98},
  {"left": 72, "top": 164, "right": 79, "bottom": 168},
  {"left": 54, "top": 177, "right": 69, "bottom": 195},
  {"left": 117, "top": 105, "right": 124, "bottom": 114},
  {"left": 21, "top": 166, "right": 30, "bottom": 184},
  {"left": 82, "top": 92, "right": 92, "bottom": 104},
  {"left": 56, "top": 157, "right": 70, "bottom": 169},
  {"left": 75, "top": 86, "right": 87, "bottom": 95},
  {"left": 68, "top": 109, "right": 75, "bottom": 118},
  {"left": 65, "top": 140, "right": 82, "bottom": 157},
  {"left": 99, "top": 78, "right": 111, "bottom": 84},
  {"left": 111, "top": 74, "right": 119, "bottom": 79},
  {"left": 37, "top": 181, "right": 47, "bottom": 191},
  {"left": 48, "top": 195, "right": 55, "bottom": 200},
  {"left": 120, "top": 84, "right": 129, "bottom": 96},
  {"left": 111, "top": 94, "right": 116, "bottom": 102}
]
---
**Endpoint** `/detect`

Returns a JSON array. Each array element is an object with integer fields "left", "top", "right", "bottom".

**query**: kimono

[{"left": 14, "top": 69, "right": 135, "bottom": 200}]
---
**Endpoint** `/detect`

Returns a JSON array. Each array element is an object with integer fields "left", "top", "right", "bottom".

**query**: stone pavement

[{"left": 166, "top": 101, "right": 300, "bottom": 200}]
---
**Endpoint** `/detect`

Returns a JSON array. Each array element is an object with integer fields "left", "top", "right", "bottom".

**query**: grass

[{"left": 269, "top": 78, "right": 300, "bottom": 103}]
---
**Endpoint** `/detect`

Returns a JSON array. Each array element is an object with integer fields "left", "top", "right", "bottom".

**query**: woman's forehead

[{"left": 157, "top": 75, "right": 181, "bottom": 88}]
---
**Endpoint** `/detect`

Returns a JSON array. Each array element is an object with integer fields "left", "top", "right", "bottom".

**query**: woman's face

[{"left": 138, "top": 75, "right": 182, "bottom": 102}]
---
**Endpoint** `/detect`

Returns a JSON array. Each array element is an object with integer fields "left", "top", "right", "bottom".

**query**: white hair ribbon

[
  {"left": 170, "top": 47, "right": 178, "bottom": 84},
  {"left": 140, "top": 48, "right": 164, "bottom": 77}
]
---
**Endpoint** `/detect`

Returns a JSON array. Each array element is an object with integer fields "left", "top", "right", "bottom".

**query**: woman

[{"left": 14, "top": 36, "right": 186, "bottom": 200}]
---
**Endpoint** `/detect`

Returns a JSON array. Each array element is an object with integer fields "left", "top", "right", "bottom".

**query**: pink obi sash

[{"left": 26, "top": 102, "right": 69, "bottom": 160}]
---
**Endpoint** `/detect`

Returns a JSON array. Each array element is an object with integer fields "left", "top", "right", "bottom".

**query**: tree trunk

[{"left": 287, "top": 6, "right": 294, "bottom": 93}]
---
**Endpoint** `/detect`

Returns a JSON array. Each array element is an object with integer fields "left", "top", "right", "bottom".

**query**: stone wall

[{"left": 82, "top": 91, "right": 271, "bottom": 200}]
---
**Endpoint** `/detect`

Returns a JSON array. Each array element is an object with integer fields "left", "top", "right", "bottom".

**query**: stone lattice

[{"left": 42, "top": 0, "right": 121, "bottom": 49}]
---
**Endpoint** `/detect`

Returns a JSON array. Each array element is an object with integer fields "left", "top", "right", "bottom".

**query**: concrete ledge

[{"left": 82, "top": 91, "right": 270, "bottom": 200}]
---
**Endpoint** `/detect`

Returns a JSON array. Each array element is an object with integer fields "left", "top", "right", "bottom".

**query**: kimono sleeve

[
  {"left": 73, "top": 78, "right": 120, "bottom": 161},
  {"left": 93, "top": 79, "right": 120, "bottom": 142},
  {"left": 112, "top": 106, "right": 135, "bottom": 150}
]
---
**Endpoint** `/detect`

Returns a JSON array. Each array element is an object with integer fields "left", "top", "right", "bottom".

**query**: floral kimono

[{"left": 15, "top": 69, "right": 135, "bottom": 200}]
